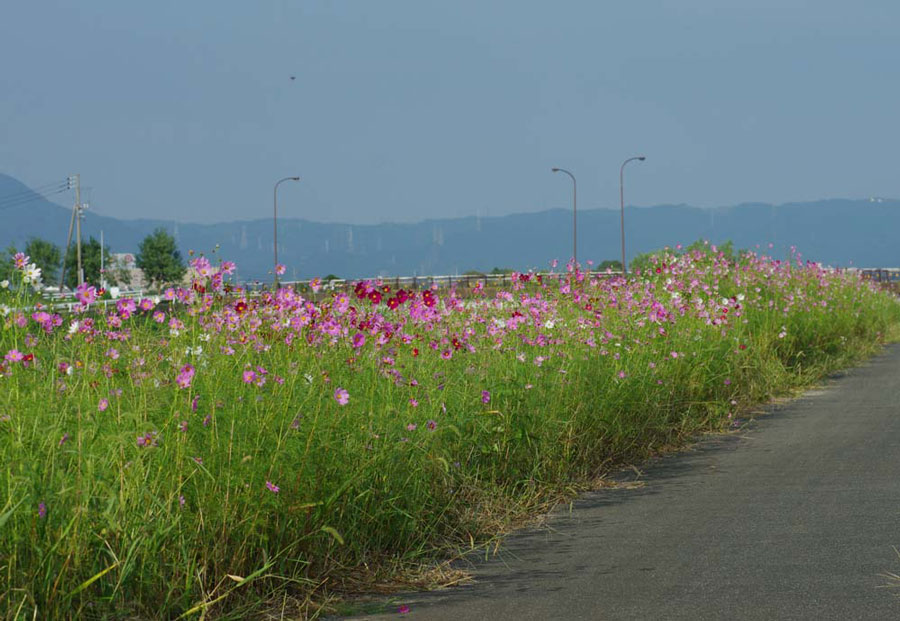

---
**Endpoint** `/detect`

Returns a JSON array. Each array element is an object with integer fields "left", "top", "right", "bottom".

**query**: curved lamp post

[
  {"left": 552, "top": 167, "right": 577, "bottom": 267},
  {"left": 619, "top": 156, "right": 645, "bottom": 276},
  {"left": 273, "top": 176, "right": 300, "bottom": 286}
]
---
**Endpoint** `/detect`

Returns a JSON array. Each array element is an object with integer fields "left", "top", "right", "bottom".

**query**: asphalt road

[{"left": 353, "top": 344, "right": 900, "bottom": 620}]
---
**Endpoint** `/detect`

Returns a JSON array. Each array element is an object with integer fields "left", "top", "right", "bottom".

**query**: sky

[{"left": 2, "top": 0, "right": 898, "bottom": 225}]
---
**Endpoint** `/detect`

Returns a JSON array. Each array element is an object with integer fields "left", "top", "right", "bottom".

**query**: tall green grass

[{"left": 1, "top": 247, "right": 898, "bottom": 618}]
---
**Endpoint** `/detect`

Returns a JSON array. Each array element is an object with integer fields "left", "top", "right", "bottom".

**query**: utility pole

[
  {"left": 100, "top": 229, "right": 105, "bottom": 290},
  {"left": 75, "top": 176, "right": 84, "bottom": 286},
  {"left": 60, "top": 174, "right": 81, "bottom": 292}
]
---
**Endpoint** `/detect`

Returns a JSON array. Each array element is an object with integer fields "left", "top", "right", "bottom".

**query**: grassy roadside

[{"left": 1, "top": 247, "right": 899, "bottom": 619}]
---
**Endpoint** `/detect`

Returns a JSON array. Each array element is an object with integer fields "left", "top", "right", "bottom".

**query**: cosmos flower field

[{"left": 2, "top": 245, "right": 898, "bottom": 618}]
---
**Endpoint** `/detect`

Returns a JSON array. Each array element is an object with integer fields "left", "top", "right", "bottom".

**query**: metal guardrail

[{"left": 250, "top": 270, "right": 626, "bottom": 294}]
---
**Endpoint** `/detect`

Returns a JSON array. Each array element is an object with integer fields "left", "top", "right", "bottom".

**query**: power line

[
  {"left": 0, "top": 179, "right": 68, "bottom": 203},
  {"left": 0, "top": 189, "right": 69, "bottom": 211},
  {"left": 0, "top": 186, "right": 69, "bottom": 211}
]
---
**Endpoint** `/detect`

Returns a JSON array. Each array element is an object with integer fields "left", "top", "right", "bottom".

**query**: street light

[
  {"left": 552, "top": 168, "right": 577, "bottom": 267},
  {"left": 273, "top": 176, "right": 300, "bottom": 286},
  {"left": 619, "top": 156, "right": 645, "bottom": 276}
]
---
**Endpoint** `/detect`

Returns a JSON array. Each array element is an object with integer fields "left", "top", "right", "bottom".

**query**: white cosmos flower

[
  {"left": 0, "top": 279, "right": 8, "bottom": 289},
  {"left": 0, "top": 304, "right": 9, "bottom": 317},
  {"left": 198, "top": 333, "right": 211, "bottom": 342},
  {"left": 543, "top": 320, "right": 555, "bottom": 330},
  {"left": 68, "top": 321, "right": 80, "bottom": 334},
  {"left": 23, "top": 263, "right": 41, "bottom": 283}
]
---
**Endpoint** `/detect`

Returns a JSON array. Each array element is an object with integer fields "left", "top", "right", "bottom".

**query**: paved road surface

[{"left": 352, "top": 344, "right": 900, "bottom": 620}]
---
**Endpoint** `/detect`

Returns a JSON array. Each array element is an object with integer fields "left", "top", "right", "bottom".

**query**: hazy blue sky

[{"left": 2, "top": 1, "right": 898, "bottom": 224}]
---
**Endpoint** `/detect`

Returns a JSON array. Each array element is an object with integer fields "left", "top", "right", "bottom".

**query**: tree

[
  {"left": 136, "top": 228, "right": 186, "bottom": 289},
  {"left": 24, "top": 238, "right": 62, "bottom": 285},
  {"left": 0, "top": 245, "right": 16, "bottom": 283},
  {"left": 597, "top": 260, "right": 623, "bottom": 272},
  {"left": 63, "top": 237, "right": 114, "bottom": 290},
  {"left": 630, "top": 239, "right": 745, "bottom": 275}
]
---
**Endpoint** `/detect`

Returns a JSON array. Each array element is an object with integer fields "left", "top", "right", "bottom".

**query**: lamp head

[
  {"left": 638, "top": 156, "right": 646, "bottom": 161},
  {"left": 291, "top": 176, "right": 300, "bottom": 181},
  {"left": 551, "top": 168, "right": 560, "bottom": 172}
]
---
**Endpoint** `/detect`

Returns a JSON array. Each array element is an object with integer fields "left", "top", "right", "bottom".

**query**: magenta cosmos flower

[
  {"left": 176, "top": 364, "right": 195, "bottom": 389},
  {"left": 75, "top": 283, "right": 97, "bottom": 305},
  {"left": 481, "top": 390, "right": 490, "bottom": 404},
  {"left": 266, "top": 480, "right": 280, "bottom": 493},
  {"left": 334, "top": 387, "right": 349, "bottom": 406},
  {"left": 4, "top": 349, "right": 23, "bottom": 363}
]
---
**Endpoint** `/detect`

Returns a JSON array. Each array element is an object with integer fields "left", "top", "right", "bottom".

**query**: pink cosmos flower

[
  {"left": 334, "top": 293, "right": 349, "bottom": 314},
  {"left": 334, "top": 387, "right": 349, "bottom": 406},
  {"left": 266, "top": 481, "right": 280, "bottom": 493},
  {"left": 481, "top": 390, "right": 490, "bottom": 404},
  {"left": 275, "top": 263, "right": 286, "bottom": 276},
  {"left": 116, "top": 298, "right": 137, "bottom": 318},
  {"left": 351, "top": 333, "right": 366, "bottom": 349},
  {"left": 176, "top": 364, "right": 195, "bottom": 389},
  {"left": 98, "top": 398, "right": 109, "bottom": 412},
  {"left": 242, "top": 369, "right": 256, "bottom": 384},
  {"left": 75, "top": 283, "right": 97, "bottom": 305},
  {"left": 4, "top": 349, "right": 23, "bottom": 363}
]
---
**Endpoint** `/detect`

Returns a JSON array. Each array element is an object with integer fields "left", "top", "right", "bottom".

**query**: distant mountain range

[{"left": 0, "top": 173, "right": 896, "bottom": 281}]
